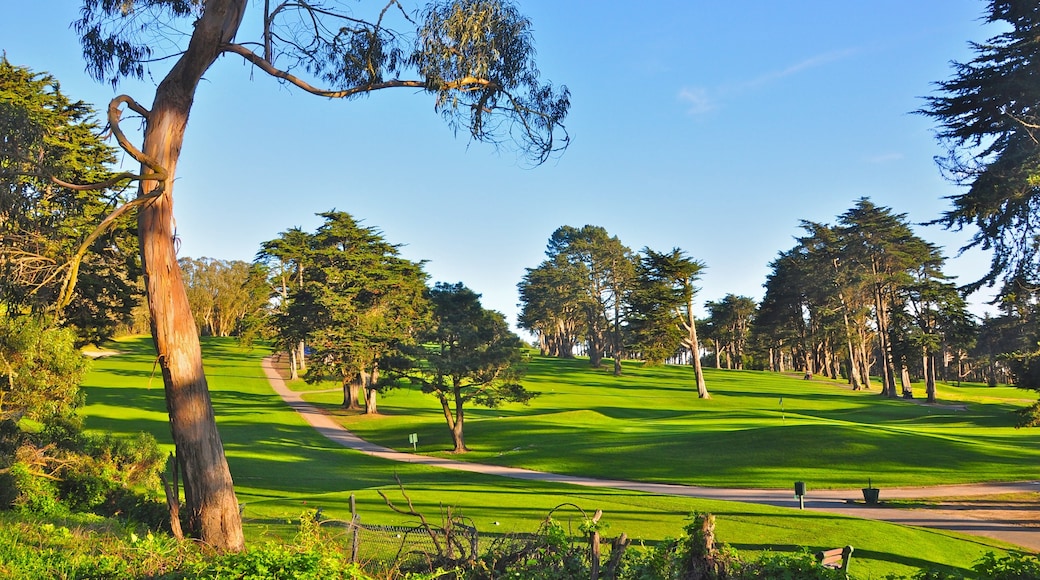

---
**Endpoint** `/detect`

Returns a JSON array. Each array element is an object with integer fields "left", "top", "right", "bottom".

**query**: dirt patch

[{"left": 885, "top": 492, "right": 1040, "bottom": 528}]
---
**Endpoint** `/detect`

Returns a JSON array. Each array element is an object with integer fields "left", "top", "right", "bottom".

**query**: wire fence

[{"left": 319, "top": 511, "right": 479, "bottom": 571}]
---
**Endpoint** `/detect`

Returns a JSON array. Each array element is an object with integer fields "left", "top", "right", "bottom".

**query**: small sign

[{"left": 408, "top": 433, "right": 418, "bottom": 450}]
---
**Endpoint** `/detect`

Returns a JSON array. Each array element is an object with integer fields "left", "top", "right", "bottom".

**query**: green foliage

[
  {"left": 0, "top": 314, "right": 88, "bottom": 422},
  {"left": 199, "top": 543, "right": 365, "bottom": 580},
  {"left": 262, "top": 211, "right": 430, "bottom": 410},
  {"left": 1014, "top": 400, "right": 1040, "bottom": 427},
  {"left": 8, "top": 461, "right": 68, "bottom": 517},
  {"left": 1, "top": 400, "right": 165, "bottom": 524},
  {"left": 919, "top": 0, "right": 1040, "bottom": 290},
  {"left": 402, "top": 282, "right": 533, "bottom": 450},
  {"left": 475, "top": 516, "right": 587, "bottom": 580},
  {"left": 415, "top": 0, "right": 570, "bottom": 160},
  {"left": 180, "top": 257, "right": 271, "bottom": 338},
  {"left": 972, "top": 551, "right": 1040, "bottom": 580},
  {"left": 0, "top": 59, "right": 140, "bottom": 341},
  {"left": 75, "top": 0, "right": 567, "bottom": 162},
  {"left": 735, "top": 551, "right": 845, "bottom": 580},
  {"left": 195, "top": 511, "right": 371, "bottom": 579}
]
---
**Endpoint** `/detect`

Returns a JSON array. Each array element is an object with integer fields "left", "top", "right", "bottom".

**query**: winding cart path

[{"left": 261, "top": 357, "right": 1040, "bottom": 552}]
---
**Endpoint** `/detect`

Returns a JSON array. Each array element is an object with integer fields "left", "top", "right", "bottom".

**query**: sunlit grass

[
  {"left": 78, "top": 337, "right": 1028, "bottom": 578},
  {"left": 302, "top": 355, "right": 1040, "bottom": 489}
]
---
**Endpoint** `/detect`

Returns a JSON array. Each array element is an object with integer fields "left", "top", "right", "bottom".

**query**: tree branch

[
  {"left": 54, "top": 189, "right": 164, "bottom": 312},
  {"left": 221, "top": 42, "right": 495, "bottom": 99},
  {"left": 107, "top": 95, "right": 168, "bottom": 191}
]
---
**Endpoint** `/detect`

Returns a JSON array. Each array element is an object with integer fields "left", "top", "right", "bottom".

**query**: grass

[
  {"left": 77, "top": 337, "right": 1032, "bottom": 578},
  {"left": 299, "top": 355, "right": 1040, "bottom": 489}
]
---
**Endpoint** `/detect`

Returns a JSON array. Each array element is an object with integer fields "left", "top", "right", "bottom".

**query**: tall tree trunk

[
  {"left": 873, "top": 281, "right": 897, "bottom": 397},
  {"left": 688, "top": 324, "right": 709, "bottom": 399},
  {"left": 343, "top": 374, "right": 363, "bottom": 410},
  {"left": 288, "top": 348, "right": 299, "bottom": 381},
  {"left": 925, "top": 351, "right": 937, "bottom": 403},
  {"left": 136, "top": 0, "right": 247, "bottom": 552},
  {"left": 588, "top": 326, "right": 603, "bottom": 367},
  {"left": 900, "top": 365, "right": 913, "bottom": 398},
  {"left": 857, "top": 335, "right": 873, "bottom": 389},
  {"left": 441, "top": 383, "right": 467, "bottom": 453},
  {"left": 296, "top": 339, "right": 307, "bottom": 372},
  {"left": 363, "top": 366, "right": 379, "bottom": 415}
]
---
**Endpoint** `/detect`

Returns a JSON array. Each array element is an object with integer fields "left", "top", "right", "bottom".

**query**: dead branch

[{"left": 377, "top": 473, "right": 445, "bottom": 557}]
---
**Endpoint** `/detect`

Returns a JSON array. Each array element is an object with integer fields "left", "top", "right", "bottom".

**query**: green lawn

[
  {"left": 306, "top": 355, "right": 1040, "bottom": 489},
  {"left": 79, "top": 337, "right": 1031, "bottom": 579}
]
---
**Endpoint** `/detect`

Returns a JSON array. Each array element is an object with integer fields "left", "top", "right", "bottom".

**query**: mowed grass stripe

[
  {"left": 304, "top": 355, "right": 1040, "bottom": 489},
  {"left": 80, "top": 337, "right": 1021, "bottom": 579}
]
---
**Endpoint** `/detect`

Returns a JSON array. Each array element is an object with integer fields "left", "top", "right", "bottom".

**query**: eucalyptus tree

[
  {"left": 919, "top": 0, "right": 1040, "bottom": 292},
  {"left": 71, "top": 0, "right": 568, "bottom": 549},
  {"left": 638, "top": 248, "right": 710, "bottom": 397},
  {"left": 178, "top": 257, "right": 270, "bottom": 337},
  {"left": 0, "top": 59, "right": 141, "bottom": 344}
]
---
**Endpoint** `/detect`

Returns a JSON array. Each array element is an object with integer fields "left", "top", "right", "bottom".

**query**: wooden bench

[{"left": 816, "top": 545, "right": 853, "bottom": 575}]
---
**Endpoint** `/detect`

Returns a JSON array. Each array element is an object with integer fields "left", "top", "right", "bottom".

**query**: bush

[
  {"left": 1014, "top": 401, "right": 1040, "bottom": 428},
  {"left": 3, "top": 426, "right": 165, "bottom": 529},
  {"left": 195, "top": 512, "right": 372, "bottom": 580},
  {"left": 8, "top": 461, "right": 68, "bottom": 517},
  {"left": 735, "top": 550, "right": 845, "bottom": 580},
  {"left": 972, "top": 552, "right": 1040, "bottom": 580}
]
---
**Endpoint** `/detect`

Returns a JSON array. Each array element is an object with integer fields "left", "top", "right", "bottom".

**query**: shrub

[
  {"left": 8, "top": 461, "right": 68, "bottom": 517},
  {"left": 734, "top": 550, "right": 845, "bottom": 580},
  {"left": 1014, "top": 401, "right": 1040, "bottom": 428},
  {"left": 972, "top": 552, "right": 1040, "bottom": 580}
]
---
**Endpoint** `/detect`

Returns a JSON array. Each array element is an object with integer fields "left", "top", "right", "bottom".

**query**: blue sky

[{"left": 1, "top": 1, "right": 1002, "bottom": 327}]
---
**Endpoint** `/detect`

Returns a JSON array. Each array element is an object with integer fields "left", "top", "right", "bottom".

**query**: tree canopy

[
  {"left": 407, "top": 282, "right": 532, "bottom": 453},
  {"left": 0, "top": 58, "right": 141, "bottom": 344},
  {"left": 920, "top": 0, "right": 1040, "bottom": 291}
]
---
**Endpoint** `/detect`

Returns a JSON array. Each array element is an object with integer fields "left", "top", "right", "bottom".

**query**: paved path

[{"left": 261, "top": 357, "right": 1040, "bottom": 551}]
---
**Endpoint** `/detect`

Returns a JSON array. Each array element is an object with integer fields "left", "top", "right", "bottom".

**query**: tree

[
  {"left": 257, "top": 227, "right": 312, "bottom": 380},
  {"left": 705, "top": 295, "right": 757, "bottom": 371},
  {"left": 838, "top": 199, "right": 936, "bottom": 398},
  {"left": 517, "top": 260, "right": 586, "bottom": 358},
  {"left": 0, "top": 315, "right": 88, "bottom": 424},
  {"left": 0, "top": 59, "right": 141, "bottom": 345},
  {"left": 545, "top": 226, "right": 636, "bottom": 372},
  {"left": 291, "top": 212, "right": 429, "bottom": 414},
  {"left": 920, "top": 1, "right": 1040, "bottom": 291},
  {"left": 179, "top": 257, "right": 270, "bottom": 337},
  {"left": 408, "top": 282, "right": 533, "bottom": 453},
  {"left": 72, "top": 0, "right": 568, "bottom": 550},
  {"left": 920, "top": 0, "right": 1040, "bottom": 421},
  {"left": 638, "top": 248, "right": 710, "bottom": 398}
]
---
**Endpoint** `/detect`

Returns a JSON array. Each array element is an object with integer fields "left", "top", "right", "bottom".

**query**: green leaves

[
  {"left": 0, "top": 60, "right": 140, "bottom": 342},
  {"left": 920, "top": 0, "right": 1040, "bottom": 290}
]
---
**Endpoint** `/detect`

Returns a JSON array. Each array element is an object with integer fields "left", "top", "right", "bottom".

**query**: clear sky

[{"left": 0, "top": 1, "right": 1004, "bottom": 328}]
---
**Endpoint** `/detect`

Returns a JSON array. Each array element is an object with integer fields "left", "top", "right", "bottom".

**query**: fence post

[
  {"left": 350, "top": 493, "right": 360, "bottom": 563},
  {"left": 589, "top": 509, "right": 603, "bottom": 580}
]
